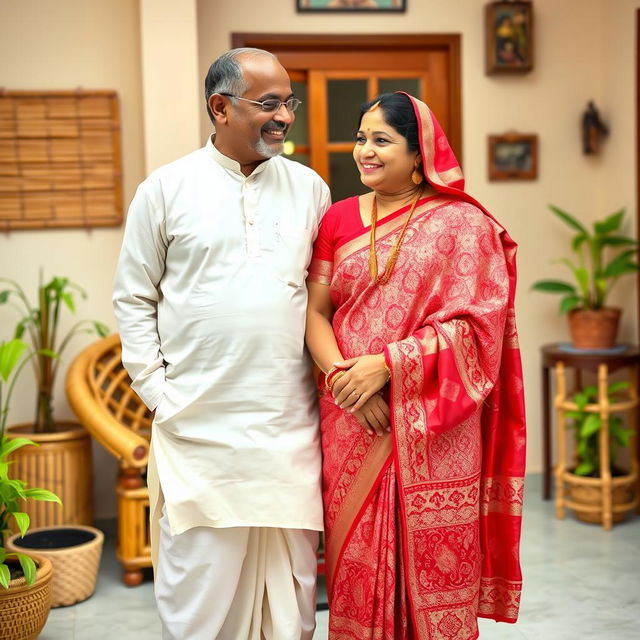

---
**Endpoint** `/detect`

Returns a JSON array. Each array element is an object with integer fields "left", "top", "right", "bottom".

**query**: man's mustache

[{"left": 261, "top": 121, "right": 288, "bottom": 133}]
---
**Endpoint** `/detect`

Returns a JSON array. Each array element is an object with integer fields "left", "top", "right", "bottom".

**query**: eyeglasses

[{"left": 219, "top": 94, "right": 302, "bottom": 112}]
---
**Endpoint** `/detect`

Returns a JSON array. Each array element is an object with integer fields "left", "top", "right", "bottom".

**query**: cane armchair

[{"left": 66, "top": 333, "right": 152, "bottom": 586}]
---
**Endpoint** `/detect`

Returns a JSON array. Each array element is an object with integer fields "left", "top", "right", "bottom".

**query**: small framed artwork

[
  {"left": 488, "top": 133, "right": 538, "bottom": 181},
  {"left": 296, "top": 0, "right": 406, "bottom": 12},
  {"left": 485, "top": 1, "right": 533, "bottom": 74}
]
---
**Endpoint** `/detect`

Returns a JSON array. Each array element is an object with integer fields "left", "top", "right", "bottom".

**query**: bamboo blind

[{"left": 0, "top": 90, "right": 123, "bottom": 230}]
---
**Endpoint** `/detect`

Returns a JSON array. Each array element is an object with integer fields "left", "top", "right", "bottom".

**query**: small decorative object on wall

[
  {"left": 488, "top": 132, "right": 538, "bottom": 180},
  {"left": 582, "top": 101, "right": 609, "bottom": 155},
  {"left": 485, "top": 1, "right": 534, "bottom": 74},
  {"left": 296, "top": 0, "right": 406, "bottom": 12}
]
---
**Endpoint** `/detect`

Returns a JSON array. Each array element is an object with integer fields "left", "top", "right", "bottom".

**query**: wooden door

[{"left": 233, "top": 34, "right": 461, "bottom": 201}]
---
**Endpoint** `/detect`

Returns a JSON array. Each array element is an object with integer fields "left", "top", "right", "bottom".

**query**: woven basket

[
  {"left": 0, "top": 555, "right": 53, "bottom": 640},
  {"left": 7, "top": 525, "right": 104, "bottom": 608},
  {"left": 567, "top": 473, "right": 636, "bottom": 524}
]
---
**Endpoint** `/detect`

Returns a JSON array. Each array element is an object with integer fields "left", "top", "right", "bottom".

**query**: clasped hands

[{"left": 329, "top": 354, "right": 391, "bottom": 437}]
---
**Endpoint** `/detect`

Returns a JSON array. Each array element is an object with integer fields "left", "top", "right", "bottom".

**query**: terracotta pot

[
  {"left": 6, "top": 422, "right": 93, "bottom": 528},
  {"left": 567, "top": 307, "right": 621, "bottom": 349},
  {"left": 0, "top": 555, "right": 52, "bottom": 640}
]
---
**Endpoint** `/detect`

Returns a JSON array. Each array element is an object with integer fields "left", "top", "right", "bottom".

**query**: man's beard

[
  {"left": 254, "top": 136, "right": 283, "bottom": 159},
  {"left": 254, "top": 121, "right": 287, "bottom": 158}
]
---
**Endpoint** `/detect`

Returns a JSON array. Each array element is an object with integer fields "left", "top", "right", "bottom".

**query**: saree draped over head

[{"left": 308, "top": 94, "right": 526, "bottom": 640}]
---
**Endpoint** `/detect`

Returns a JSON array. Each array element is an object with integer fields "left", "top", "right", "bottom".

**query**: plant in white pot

[
  {"left": 0, "top": 337, "right": 60, "bottom": 639},
  {"left": 531, "top": 205, "right": 638, "bottom": 348},
  {"left": 0, "top": 274, "right": 108, "bottom": 528}
]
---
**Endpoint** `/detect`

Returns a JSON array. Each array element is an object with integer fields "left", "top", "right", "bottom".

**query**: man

[{"left": 113, "top": 48, "right": 331, "bottom": 639}]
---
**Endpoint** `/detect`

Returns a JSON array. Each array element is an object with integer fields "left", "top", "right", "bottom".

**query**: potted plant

[
  {"left": 0, "top": 274, "right": 108, "bottom": 528},
  {"left": 531, "top": 205, "right": 638, "bottom": 348},
  {"left": 563, "top": 381, "right": 635, "bottom": 524},
  {"left": 0, "top": 337, "right": 60, "bottom": 639}
]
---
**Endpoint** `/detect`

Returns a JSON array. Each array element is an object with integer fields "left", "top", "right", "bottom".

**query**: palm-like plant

[
  {"left": 531, "top": 205, "right": 639, "bottom": 313},
  {"left": 0, "top": 274, "right": 108, "bottom": 433},
  {"left": 0, "top": 338, "right": 61, "bottom": 588}
]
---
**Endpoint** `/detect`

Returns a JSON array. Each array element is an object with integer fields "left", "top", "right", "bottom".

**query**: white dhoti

[{"left": 155, "top": 507, "right": 319, "bottom": 640}]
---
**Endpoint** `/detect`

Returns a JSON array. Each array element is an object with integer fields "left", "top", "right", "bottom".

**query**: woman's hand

[
  {"left": 353, "top": 393, "right": 391, "bottom": 437},
  {"left": 332, "top": 354, "right": 390, "bottom": 412}
]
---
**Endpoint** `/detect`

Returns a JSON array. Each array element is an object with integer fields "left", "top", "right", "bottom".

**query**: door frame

[{"left": 231, "top": 33, "right": 462, "bottom": 161}]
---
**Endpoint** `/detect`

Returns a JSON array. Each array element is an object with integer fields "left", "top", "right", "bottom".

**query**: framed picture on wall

[
  {"left": 488, "top": 133, "right": 538, "bottom": 180},
  {"left": 296, "top": 0, "right": 407, "bottom": 12},
  {"left": 485, "top": 1, "right": 533, "bottom": 74}
]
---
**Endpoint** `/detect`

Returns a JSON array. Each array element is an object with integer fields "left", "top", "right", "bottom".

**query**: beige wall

[
  {"left": 1, "top": 0, "right": 638, "bottom": 516},
  {"left": 0, "top": 0, "right": 145, "bottom": 517},
  {"left": 198, "top": 0, "right": 640, "bottom": 476},
  {"left": 140, "top": 0, "right": 201, "bottom": 171}
]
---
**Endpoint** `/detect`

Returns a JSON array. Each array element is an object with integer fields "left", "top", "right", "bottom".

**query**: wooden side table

[{"left": 540, "top": 343, "right": 640, "bottom": 500}]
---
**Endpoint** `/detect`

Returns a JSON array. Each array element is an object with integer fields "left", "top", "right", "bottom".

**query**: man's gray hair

[{"left": 204, "top": 48, "right": 276, "bottom": 123}]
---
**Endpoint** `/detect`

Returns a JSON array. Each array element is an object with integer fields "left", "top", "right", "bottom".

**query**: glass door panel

[
  {"left": 287, "top": 80, "right": 308, "bottom": 148},
  {"left": 287, "top": 152, "right": 310, "bottom": 167},
  {"left": 329, "top": 152, "right": 367, "bottom": 203},
  {"left": 378, "top": 77, "right": 421, "bottom": 97},
  {"left": 327, "top": 79, "right": 367, "bottom": 142}
]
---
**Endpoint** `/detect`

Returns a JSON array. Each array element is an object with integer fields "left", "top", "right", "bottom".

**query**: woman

[{"left": 305, "top": 93, "right": 526, "bottom": 639}]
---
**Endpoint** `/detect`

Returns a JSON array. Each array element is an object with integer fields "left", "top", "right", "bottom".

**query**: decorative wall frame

[
  {"left": 485, "top": 1, "right": 533, "bottom": 74},
  {"left": 296, "top": 0, "right": 406, "bottom": 12},
  {"left": 488, "top": 132, "right": 538, "bottom": 180}
]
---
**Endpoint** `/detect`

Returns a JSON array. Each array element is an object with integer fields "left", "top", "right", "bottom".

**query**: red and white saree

[{"left": 308, "top": 95, "right": 526, "bottom": 640}]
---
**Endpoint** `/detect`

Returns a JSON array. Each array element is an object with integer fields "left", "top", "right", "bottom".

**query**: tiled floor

[{"left": 39, "top": 474, "right": 639, "bottom": 639}]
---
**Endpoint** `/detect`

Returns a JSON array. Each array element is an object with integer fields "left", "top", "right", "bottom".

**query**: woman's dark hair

[{"left": 358, "top": 93, "right": 420, "bottom": 153}]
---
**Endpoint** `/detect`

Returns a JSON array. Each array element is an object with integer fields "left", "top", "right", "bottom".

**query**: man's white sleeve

[{"left": 112, "top": 179, "right": 168, "bottom": 411}]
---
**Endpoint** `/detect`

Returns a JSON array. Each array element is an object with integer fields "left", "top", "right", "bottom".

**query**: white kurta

[{"left": 113, "top": 137, "right": 331, "bottom": 535}]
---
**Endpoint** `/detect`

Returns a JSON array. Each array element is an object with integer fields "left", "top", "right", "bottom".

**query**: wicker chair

[{"left": 65, "top": 333, "right": 152, "bottom": 587}]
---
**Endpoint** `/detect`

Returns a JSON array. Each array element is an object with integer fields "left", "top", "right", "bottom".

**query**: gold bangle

[
  {"left": 327, "top": 370, "right": 346, "bottom": 392},
  {"left": 325, "top": 366, "right": 340, "bottom": 391},
  {"left": 383, "top": 361, "right": 391, "bottom": 381}
]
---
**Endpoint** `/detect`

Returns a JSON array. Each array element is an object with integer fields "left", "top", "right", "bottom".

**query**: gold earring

[{"left": 411, "top": 167, "right": 424, "bottom": 185}]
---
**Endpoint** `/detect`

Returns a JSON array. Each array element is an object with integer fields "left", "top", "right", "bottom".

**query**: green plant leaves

[
  {"left": 594, "top": 208, "right": 625, "bottom": 235},
  {"left": 574, "top": 461, "right": 595, "bottom": 476},
  {"left": 572, "top": 234, "right": 587, "bottom": 252},
  {"left": 0, "top": 563, "right": 10, "bottom": 589},
  {"left": 93, "top": 321, "right": 109, "bottom": 338},
  {"left": 0, "top": 437, "right": 37, "bottom": 458},
  {"left": 600, "top": 235, "right": 637, "bottom": 247},
  {"left": 1, "top": 275, "right": 109, "bottom": 433},
  {"left": 530, "top": 280, "right": 576, "bottom": 294},
  {"left": 603, "top": 249, "right": 639, "bottom": 278},
  {"left": 569, "top": 378, "right": 634, "bottom": 477},
  {"left": 532, "top": 205, "right": 637, "bottom": 311},
  {"left": 60, "top": 292, "right": 75, "bottom": 312},
  {"left": 22, "top": 488, "right": 62, "bottom": 504},
  {"left": 574, "top": 267, "right": 590, "bottom": 295},
  {"left": 608, "top": 381, "right": 630, "bottom": 394},
  {"left": 0, "top": 339, "right": 27, "bottom": 383},
  {"left": 559, "top": 295, "right": 582, "bottom": 314},
  {"left": 16, "top": 552, "right": 36, "bottom": 585},
  {"left": 12, "top": 511, "right": 29, "bottom": 538},
  {"left": 549, "top": 204, "right": 588, "bottom": 234},
  {"left": 580, "top": 414, "right": 601, "bottom": 439}
]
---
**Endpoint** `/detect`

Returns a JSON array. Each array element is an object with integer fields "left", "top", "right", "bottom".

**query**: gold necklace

[{"left": 368, "top": 188, "right": 423, "bottom": 285}]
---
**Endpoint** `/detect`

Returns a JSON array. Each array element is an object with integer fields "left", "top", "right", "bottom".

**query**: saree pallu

[{"left": 309, "top": 196, "right": 526, "bottom": 640}]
